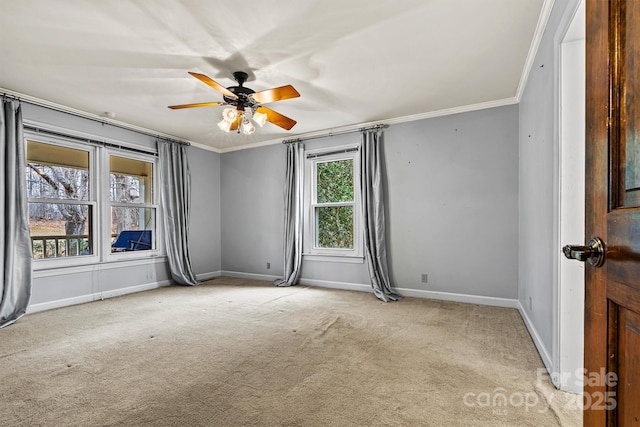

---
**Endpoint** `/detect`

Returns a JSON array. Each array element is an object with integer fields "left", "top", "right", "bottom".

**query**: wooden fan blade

[
  {"left": 250, "top": 85, "right": 300, "bottom": 104},
  {"left": 229, "top": 116, "right": 241, "bottom": 131},
  {"left": 188, "top": 72, "right": 237, "bottom": 99},
  {"left": 168, "top": 101, "right": 223, "bottom": 109},
  {"left": 256, "top": 106, "right": 297, "bottom": 130}
]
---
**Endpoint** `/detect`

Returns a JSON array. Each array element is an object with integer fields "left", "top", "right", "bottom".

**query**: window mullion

[
  {"left": 315, "top": 201, "right": 354, "bottom": 208},
  {"left": 27, "top": 198, "right": 92, "bottom": 205},
  {"left": 108, "top": 203, "right": 157, "bottom": 212}
]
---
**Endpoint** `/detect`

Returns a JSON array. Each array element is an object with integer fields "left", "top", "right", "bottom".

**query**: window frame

[
  {"left": 303, "top": 143, "right": 363, "bottom": 262},
  {"left": 104, "top": 148, "right": 161, "bottom": 261},
  {"left": 25, "top": 134, "right": 100, "bottom": 269},
  {"left": 25, "top": 129, "right": 162, "bottom": 270}
]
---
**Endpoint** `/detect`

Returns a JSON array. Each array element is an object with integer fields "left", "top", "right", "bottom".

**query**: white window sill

[{"left": 303, "top": 254, "right": 365, "bottom": 264}]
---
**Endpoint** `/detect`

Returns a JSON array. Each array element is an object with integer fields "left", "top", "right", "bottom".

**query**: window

[
  {"left": 109, "top": 155, "right": 156, "bottom": 252},
  {"left": 26, "top": 140, "right": 95, "bottom": 259},
  {"left": 25, "top": 133, "right": 159, "bottom": 265},
  {"left": 304, "top": 144, "right": 362, "bottom": 260}
]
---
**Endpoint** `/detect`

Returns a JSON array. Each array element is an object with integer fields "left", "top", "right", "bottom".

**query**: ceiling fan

[{"left": 168, "top": 71, "right": 300, "bottom": 134}]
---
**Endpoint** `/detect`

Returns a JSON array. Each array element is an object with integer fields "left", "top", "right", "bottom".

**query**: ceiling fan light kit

[
  {"left": 217, "top": 106, "right": 262, "bottom": 135},
  {"left": 169, "top": 71, "right": 300, "bottom": 135}
]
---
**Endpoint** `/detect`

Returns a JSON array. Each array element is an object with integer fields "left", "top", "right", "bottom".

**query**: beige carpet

[{"left": 0, "top": 277, "right": 581, "bottom": 426}]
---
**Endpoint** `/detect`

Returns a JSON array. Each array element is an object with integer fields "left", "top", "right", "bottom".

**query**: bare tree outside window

[
  {"left": 27, "top": 163, "right": 89, "bottom": 235},
  {"left": 110, "top": 173, "right": 142, "bottom": 236}
]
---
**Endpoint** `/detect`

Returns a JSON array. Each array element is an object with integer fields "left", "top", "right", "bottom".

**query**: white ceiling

[{"left": 0, "top": 0, "right": 549, "bottom": 152}]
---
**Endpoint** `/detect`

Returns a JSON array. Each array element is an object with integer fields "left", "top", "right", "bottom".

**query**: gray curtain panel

[
  {"left": 0, "top": 99, "right": 32, "bottom": 328},
  {"left": 361, "top": 129, "right": 402, "bottom": 302},
  {"left": 157, "top": 140, "right": 199, "bottom": 286},
  {"left": 274, "top": 142, "right": 304, "bottom": 287}
]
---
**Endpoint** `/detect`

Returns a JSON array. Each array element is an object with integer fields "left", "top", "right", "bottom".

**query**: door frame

[
  {"left": 556, "top": 0, "right": 586, "bottom": 394},
  {"left": 550, "top": 0, "right": 586, "bottom": 394}
]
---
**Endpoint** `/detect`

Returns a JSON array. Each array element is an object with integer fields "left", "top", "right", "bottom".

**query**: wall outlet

[
  {"left": 529, "top": 296, "right": 532, "bottom": 310},
  {"left": 421, "top": 273, "right": 428, "bottom": 284},
  {"left": 266, "top": 262, "right": 271, "bottom": 269}
]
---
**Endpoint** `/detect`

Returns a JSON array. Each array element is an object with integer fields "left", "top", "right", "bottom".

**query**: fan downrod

[{"left": 233, "top": 71, "right": 249, "bottom": 86}]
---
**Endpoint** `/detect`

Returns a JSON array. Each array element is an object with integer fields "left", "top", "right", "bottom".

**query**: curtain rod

[
  {"left": 1, "top": 93, "right": 21, "bottom": 102},
  {"left": 306, "top": 147, "right": 359, "bottom": 159},
  {"left": 24, "top": 124, "right": 158, "bottom": 156},
  {"left": 2, "top": 91, "right": 189, "bottom": 147},
  {"left": 282, "top": 123, "right": 387, "bottom": 144}
]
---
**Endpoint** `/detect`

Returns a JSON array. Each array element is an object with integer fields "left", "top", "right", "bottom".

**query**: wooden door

[{"left": 585, "top": 0, "right": 640, "bottom": 424}]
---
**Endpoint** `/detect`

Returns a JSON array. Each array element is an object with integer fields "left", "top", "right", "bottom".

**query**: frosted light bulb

[
  {"left": 242, "top": 120, "right": 255, "bottom": 135},
  {"left": 217, "top": 119, "right": 232, "bottom": 132},
  {"left": 252, "top": 111, "right": 267, "bottom": 127},
  {"left": 222, "top": 107, "right": 238, "bottom": 122}
]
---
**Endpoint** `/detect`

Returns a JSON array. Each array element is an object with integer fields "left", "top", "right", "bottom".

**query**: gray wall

[
  {"left": 385, "top": 106, "right": 519, "bottom": 298},
  {"left": 221, "top": 104, "right": 519, "bottom": 299},
  {"left": 221, "top": 143, "right": 286, "bottom": 276},
  {"left": 518, "top": 0, "right": 575, "bottom": 366},
  {"left": 23, "top": 103, "right": 221, "bottom": 309},
  {"left": 188, "top": 147, "right": 222, "bottom": 277}
]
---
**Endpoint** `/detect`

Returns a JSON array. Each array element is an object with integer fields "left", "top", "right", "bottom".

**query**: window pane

[
  {"left": 110, "top": 156, "right": 153, "bottom": 203},
  {"left": 315, "top": 206, "right": 353, "bottom": 249},
  {"left": 111, "top": 207, "right": 155, "bottom": 251},
  {"left": 28, "top": 203, "right": 92, "bottom": 258},
  {"left": 26, "top": 141, "right": 89, "bottom": 201},
  {"left": 316, "top": 159, "right": 353, "bottom": 203}
]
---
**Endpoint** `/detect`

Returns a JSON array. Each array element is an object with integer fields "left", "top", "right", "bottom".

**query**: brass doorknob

[{"left": 562, "top": 237, "right": 605, "bottom": 267}]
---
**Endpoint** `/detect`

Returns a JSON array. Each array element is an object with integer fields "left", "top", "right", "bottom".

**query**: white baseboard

[
  {"left": 397, "top": 287, "right": 519, "bottom": 308},
  {"left": 298, "top": 278, "right": 373, "bottom": 293},
  {"left": 304, "top": 280, "right": 520, "bottom": 309},
  {"left": 219, "top": 272, "right": 372, "bottom": 293},
  {"left": 221, "top": 270, "right": 280, "bottom": 282},
  {"left": 196, "top": 270, "right": 222, "bottom": 281},
  {"left": 27, "top": 269, "right": 225, "bottom": 314},
  {"left": 517, "top": 300, "right": 553, "bottom": 374},
  {"left": 27, "top": 279, "right": 173, "bottom": 314},
  {"left": 223, "top": 272, "right": 519, "bottom": 309}
]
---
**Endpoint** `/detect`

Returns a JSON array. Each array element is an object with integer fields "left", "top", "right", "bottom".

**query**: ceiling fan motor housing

[{"left": 224, "top": 71, "right": 256, "bottom": 109}]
